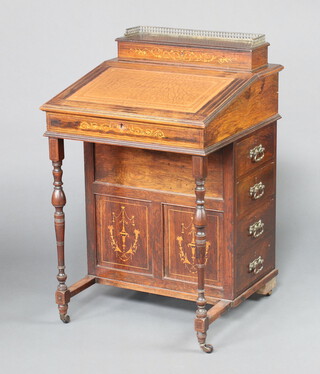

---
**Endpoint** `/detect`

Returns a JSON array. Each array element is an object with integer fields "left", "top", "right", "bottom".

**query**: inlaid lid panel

[
  {"left": 68, "top": 66, "right": 234, "bottom": 114},
  {"left": 41, "top": 61, "right": 251, "bottom": 125}
]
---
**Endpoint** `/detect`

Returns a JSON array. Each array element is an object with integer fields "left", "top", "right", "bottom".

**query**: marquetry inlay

[
  {"left": 129, "top": 47, "right": 235, "bottom": 64},
  {"left": 79, "top": 121, "right": 165, "bottom": 139},
  {"left": 108, "top": 205, "right": 140, "bottom": 262},
  {"left": 177, "top": 216, "right": 210, "bottom": 274}
]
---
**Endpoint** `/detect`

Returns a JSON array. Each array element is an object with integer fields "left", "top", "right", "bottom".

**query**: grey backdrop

[{"left": 1, "top": 0, "right": 319, "bottom": 373}]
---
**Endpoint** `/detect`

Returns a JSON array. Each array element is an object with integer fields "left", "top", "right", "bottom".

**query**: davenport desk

[{"left": 41, "top": 26, "right": 283, "bottom": 353}]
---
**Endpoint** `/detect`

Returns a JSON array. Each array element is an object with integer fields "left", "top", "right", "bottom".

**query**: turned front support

[
  {"left": 192, "top": 155, "right": 213, "bottom": 353},
  {"left": 49, "top": 138, "right": 71, "bottom": 323}
]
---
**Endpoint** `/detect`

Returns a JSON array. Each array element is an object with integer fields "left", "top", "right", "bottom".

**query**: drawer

[
  {"left": 46, "top": 112, "right": 203, "bottom": 152},
  {"left": 235, "top": 124, "right": 275, "bottom": 177},
  {"left": 236, "top": 235, "right": 275, "bottom": 295},
  {"left": 236, "top": 199, "right": 275, "bottom": 250},
  {"left": 236, "top": 162, "right": 275, "bottom": 217}
]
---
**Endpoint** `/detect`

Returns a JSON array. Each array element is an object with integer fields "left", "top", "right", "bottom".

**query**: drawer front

[
  {"left": 46, "top": 113, "right": 203, "bottom": 152},
  {"left": 235, "top": 124, "right": 275, "bottom": 177},
  {"left": 236, "top": 235, "right": 275, "bottom": 294},
  {"left": 236, "top": 162, "right": 275, "bottom": 217},
  {"left": 236, "top": 199, "right": 275, "bottom": 250}
]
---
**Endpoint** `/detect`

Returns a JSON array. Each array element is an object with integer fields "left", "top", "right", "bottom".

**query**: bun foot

[
  {"left": 257, "top": 277, "right": 276, "bottom": 296},
  {"left": 60, "top": 314, "right": 70, "bottom": 323},
  {"left": 200, "top": 343, "right": 214, "bottom": 353}
]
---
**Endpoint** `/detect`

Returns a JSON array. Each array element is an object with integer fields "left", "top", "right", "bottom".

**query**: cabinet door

[
  {"left": 163, "top": 205, "right": 223, "bottom": 286},
  {"left": 96, "top": 195, "right": 153, "bottom": 275}
]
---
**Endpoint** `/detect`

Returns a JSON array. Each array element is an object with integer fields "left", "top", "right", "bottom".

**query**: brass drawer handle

[
  {"left": 250, "top": 144, "right": 265, "bottom": 163},
  {"left": 248, "top": 219, "right": 264, "bottom": 238},
  {"left": 249, "top": 256, "right": 264, "bottom": 274},
  {"left": 249, "top": 181, "right": 265, "bottom": 200}
]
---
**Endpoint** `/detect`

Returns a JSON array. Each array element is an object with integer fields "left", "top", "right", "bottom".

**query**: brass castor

[
  {"left": 200, "top": 343, "right": 214, "bottom": 353},
  {"left": 60, "top": 314, "right": 70, "bottom": 323}
]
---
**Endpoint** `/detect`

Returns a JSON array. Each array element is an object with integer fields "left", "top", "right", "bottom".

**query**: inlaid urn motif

[
  {"left": 177, "top": 216, "right": 211, "bottom": 274},
  {"left": 108, "top": 206, "right": 140, "bottom": 262}
]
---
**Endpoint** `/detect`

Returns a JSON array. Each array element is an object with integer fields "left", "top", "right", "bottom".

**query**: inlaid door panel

[
  {"left": 96, "top": 195, "right": 152, "bottom": 274},
  {"left": 163, "top": 205, "right": 222, "bottom": 285}
]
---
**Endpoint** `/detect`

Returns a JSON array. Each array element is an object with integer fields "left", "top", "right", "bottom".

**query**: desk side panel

[{"left": 204, "top": 72, "right": 279, "bottom": 149}]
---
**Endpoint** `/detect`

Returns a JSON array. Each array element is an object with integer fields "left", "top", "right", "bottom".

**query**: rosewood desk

[{"left": 41, "top": 26, "right": 283, "bottom": 353}]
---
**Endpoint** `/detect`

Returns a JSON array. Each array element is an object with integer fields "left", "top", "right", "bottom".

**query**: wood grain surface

[
  {"left": 43, "top": 31, "right": 282, "bottom": 351},
  {"left": 94, "top": 144, "right": 223, "bottom": 198},
  {"left": 118, "top": 41, "right": 269, "bottom": 71}
]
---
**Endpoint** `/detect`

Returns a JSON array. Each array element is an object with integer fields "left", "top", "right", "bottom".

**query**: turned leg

[
  {"left": 192, "top": 156, "right": 213, "bottom": 353},
  {"left": 49, "top": 138, "right": 70, "bottom": 323}
]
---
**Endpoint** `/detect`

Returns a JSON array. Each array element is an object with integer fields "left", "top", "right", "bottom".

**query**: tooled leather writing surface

[{"left": 68, "top": 66, "right": 235, "bottom": 114}]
